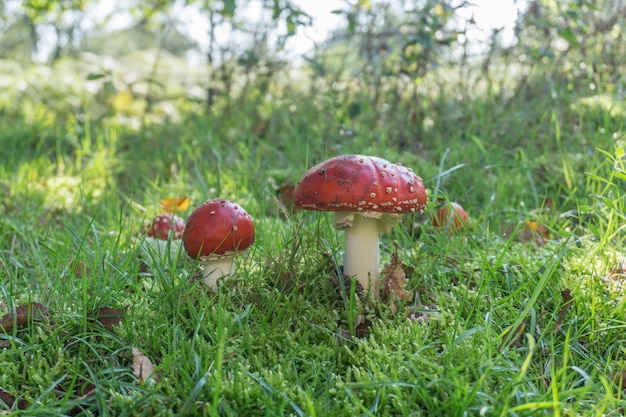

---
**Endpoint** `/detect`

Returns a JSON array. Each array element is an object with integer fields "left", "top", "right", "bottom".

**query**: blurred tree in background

[{"left": 0, "top": 0, "right": 624, "bottom": 142}]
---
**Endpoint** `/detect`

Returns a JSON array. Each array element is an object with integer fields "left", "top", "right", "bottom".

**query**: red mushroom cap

[
  {"left": 147, "top": 214, "right": 186, "bottom": 240},
  {"left": 293, "top": 155, "right": 428, "bottom": 214},
  {"left": 182, "top": 199, "right": 255, "bottom": 259},
  {"left": 431, "top": 202, "right": 468, "bottom": 228}
]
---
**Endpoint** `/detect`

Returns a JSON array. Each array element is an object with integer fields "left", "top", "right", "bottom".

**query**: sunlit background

[{"left": 10, "top": 0, "right": 527, "bottom": 64}]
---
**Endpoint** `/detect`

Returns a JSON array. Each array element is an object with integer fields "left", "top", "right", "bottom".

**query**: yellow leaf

[{"left": 159, "top": 197, "right": 191, "bottom": 213}]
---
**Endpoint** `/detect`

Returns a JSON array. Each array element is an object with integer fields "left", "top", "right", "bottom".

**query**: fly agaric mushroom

[
  {"left": 293, "top": 154, "right": 427, "bottom": 298},
  {"left": 431, "top": 202, "right": 468, "bottom": 229},
  {"left": 142, "top": 213, "right": 186, "bottom": 262},
  {"left": 182, "top": 199, "right": 255, "bottom": 289}
]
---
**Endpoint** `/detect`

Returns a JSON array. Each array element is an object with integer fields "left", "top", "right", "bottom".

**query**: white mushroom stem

[
  {"left": 200, "top": 255, "right": 236, "bottom": 290},
  {"left": 334, "top": 211, "right": 401, "bottom": 298}
]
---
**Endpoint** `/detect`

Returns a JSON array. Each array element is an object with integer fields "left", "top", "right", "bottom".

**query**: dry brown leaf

[
  {"left": 500, "top": 322, "right": 526, "bottom": 349},
  {"left": 0, "top": 302, "right": 48, "bottom": 333},
  {"left": 159, "top": 197, "right": 191, "bottom": 214},
  {"left": 611, "top": 370, "right": 626, "bottom": 389},
  {"left": 253, "top": 121, "right": 269, "bottom": 137},
  {"left": 406, "top": 304, "right": 439, "bottom": 324},
  {"left": 277, "top": 182, "right": 299, "bottom": 214},
  {"left": 335, "top": 315, "right": 373, "bottom": 345},
  {"left": 68, "top": 259, "right": 90, "bottom": 278},
  {"left": 609, "top": 262, "right": 626, "bottom": 279},
  {"left": 66, "top": 381, "right": 97, "bottom": 416},
  {"left": 382, "top": 252, "right": 412, "bottom": 302},
  {"left": 88, "top": 307, "right": 126, "bottom": 332},
  {"left": 355, "top": 315, "right": 373, "bottom": 338},
  {"left": 0, "top": 386, "right": 28, "bottom": 409},
  {"left": 132, "top": 348, "right": 158, "bottom": 383},
  {"left": 503, "top": 220, "right": 550, "bottom": 246},
  {"left": 554, "top": 288, "right": 574, "bottom": 332}
]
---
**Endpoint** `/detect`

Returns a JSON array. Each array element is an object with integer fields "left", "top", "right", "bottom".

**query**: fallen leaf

[
  {"left": 336, "top": 315, "right": 373, "bottom": 345},
  {"left": 0, "top": 386, "right": 28, "bottom": 409},
  {"left": 608, "top": 262, "right": 626, "bottom": 279},
  {"left": 159, "top": 197, "right": 191, "bottom": 214},
  {"left": 611, "top": 370, "right": 626, "bottom": 389},
  {"left": 88, "top": 307, "right": 126, "bottom": 332},
  {"left": 503, "top": 220, "right": 550, "bottom": 246},
  {"left": 382, "top": 252, "right": 412, "bottom": 302},
  {"left": 500, "top": 322, "right": 526, "bottom": 349},
  {"left": 355, "top": 315, "right": 373, "bottom": 338},
  {"left": 132, "top": 348, "right": 158, "bottom": 383},
  {"left": 66, "top": 382, "right": 97, "bottom": 416},
  {"left": 0, "top": 302, "right": 48, "bottom": 332},
  {"left": 253, "top": 121, "right": 269, "bottom": 137},
  {"left": 406, "top": 304, "right": 439, "bottom": 324},
  {"left": 554, "top": 288, "right": 574, "bottom": 332},
  {"left": 277, "top": 182, "right": 299, "bottom": 214},
  {"left": 68, "top": 259, "right": 90, "bottom": 278}
]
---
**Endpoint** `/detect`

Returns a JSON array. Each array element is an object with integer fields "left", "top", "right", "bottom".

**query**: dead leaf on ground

[
  {"left": 355, "top": 315, "right": 373, "bottom": 338},
  {"left": 88, "top": 306, "right": 127, "bottom": 332},
  {"left": 68, "top": 259, "right": 90, "bottom": 278},
  {"left": 608, "top": 262, "right": 626, "bottom": 279},
  {"left": 500, "top": 322, "right": 527, "bottom": 349},
  {"left": 611, "top": 370, "right": 626, "bottom": 390},
  {"left": 335, "top": 315, "right": 373, "bottom": 346},
  {"left": 503, "top": 220, "right": 550, "bottom": 246},
  {"left": 159, "top": 197, "right": 191, "bottom": 214},
  {"left": 0, "top": 386, "right": 28, "bottom": 409},
  {"left": 253, "top": 121, "right": 269, "bottom": 137},
  {"left": 554, "top": 288, "right": 574, "bottom": 332},
  {"left": 132, "top": 348, "right": 159, "bottom": 384},
  {"left": 277, "top": 182, "right": 299, "bottom": 214},
  {"left": 66, "top": 382, "right": 97, "bottom": 416},
  {"left": 406, "top": 304, "right": 439, "bottom": 324},
  {"left": 0, "top": 302, "right": 48, "bottom": 333},
  {"left": 382, "top": 252, "right": 412, "bottom": 303}
]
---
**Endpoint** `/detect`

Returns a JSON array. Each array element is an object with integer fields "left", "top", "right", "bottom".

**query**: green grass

[{"left": 1, "top": 59, "right": 626, "bottom": 416}]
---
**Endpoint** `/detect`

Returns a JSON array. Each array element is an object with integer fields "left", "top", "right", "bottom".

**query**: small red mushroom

[
  {"left": 293, "top": 154, "right": 428, "bottom": 298},
  {"left": 431, "top": 202, "right": 468, "bottom": 229},
  {"left": 148, "top": 213, "right": 186, "bottom": 240},
  {"left": 142, "top": 213, "right": 186, "bottom": 263},
  {"left": 182, "top": 199, "right": 255, "bottom": 289}
]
